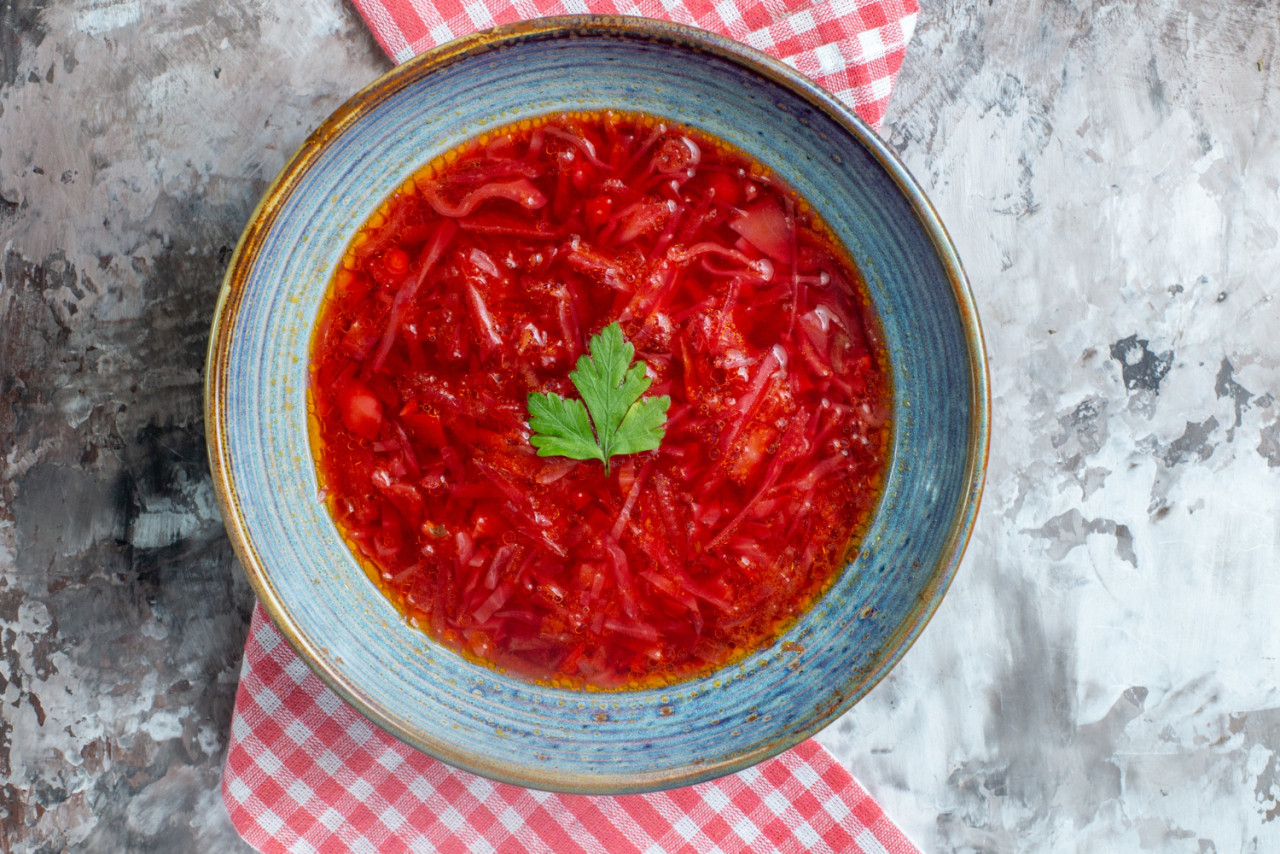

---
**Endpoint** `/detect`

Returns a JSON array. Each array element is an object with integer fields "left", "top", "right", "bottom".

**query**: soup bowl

[{"left": 206, "top": 16, "right": 988, "bottom": 794}]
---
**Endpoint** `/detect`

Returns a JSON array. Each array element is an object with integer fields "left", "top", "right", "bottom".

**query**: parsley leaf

[
  {"left": 528, "top": 323, "right": 670, "bottom": 474},
  {"left": 525, "top": 392, "right": 605, "bottom": 465}
]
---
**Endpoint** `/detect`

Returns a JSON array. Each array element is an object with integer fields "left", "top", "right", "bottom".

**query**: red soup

[{"left": 310, "top": 111, "right": 892, "bottom": 689}]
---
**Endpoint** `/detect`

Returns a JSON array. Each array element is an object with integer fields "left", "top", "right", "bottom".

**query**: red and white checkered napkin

[
  {"left": 352, "top": 0, "right": 918, "bottom": 129},
  {"left": 223, "top": 606, "right": 920, "bottom": 853}
]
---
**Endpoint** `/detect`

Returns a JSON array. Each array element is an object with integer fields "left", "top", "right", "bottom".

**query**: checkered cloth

[
  {"left": 224, "top": 3, "right": 921, "bottom": 850},
  {"left": 224, "top": 606, "right": 920, "bottom": 853},
  {"left": 352, "top": 0, "right": 919, "bottom": 128}
]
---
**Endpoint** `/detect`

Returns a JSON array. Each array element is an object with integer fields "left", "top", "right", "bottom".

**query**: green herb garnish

[{"left": 527, "top": 323, "right": 670, "bottom": 474}]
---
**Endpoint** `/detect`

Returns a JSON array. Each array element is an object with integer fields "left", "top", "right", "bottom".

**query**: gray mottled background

[{"left": 2, "top": 0, "right": 1278, "bottom": 851}]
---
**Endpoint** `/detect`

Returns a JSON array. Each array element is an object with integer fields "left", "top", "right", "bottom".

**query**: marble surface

[{"left": 1, "top": 0, "right": 1277, "bottom": 850}]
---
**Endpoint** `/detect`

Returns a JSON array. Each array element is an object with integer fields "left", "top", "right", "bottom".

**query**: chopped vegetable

[
  {"left": 729, "top": 197, "right": 792, "bottom": 263},
  {"left": 338, "top": 381, "right": 383, "bottom": 440}
]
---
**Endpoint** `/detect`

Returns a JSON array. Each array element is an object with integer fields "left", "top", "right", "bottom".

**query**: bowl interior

[{"left": 208, "top": 18, "right": 987, "bottom": 794}]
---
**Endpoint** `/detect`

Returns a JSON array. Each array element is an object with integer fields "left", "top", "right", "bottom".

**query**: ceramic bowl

[{"left": 206, "top": 16, "right": 988, "bottom": 794}]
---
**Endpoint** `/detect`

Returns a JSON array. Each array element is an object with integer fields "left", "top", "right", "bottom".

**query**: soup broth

[{"left": 310, "top": 111, "right": 892, "bottom": 689}]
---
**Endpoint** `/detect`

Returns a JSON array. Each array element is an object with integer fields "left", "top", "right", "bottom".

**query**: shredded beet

[{"left": 310, "top": 111, "right": 892, "bottom": 689}]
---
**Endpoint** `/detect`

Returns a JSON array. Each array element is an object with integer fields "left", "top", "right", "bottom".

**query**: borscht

[{"left": 309, "top": 111, "right": 892, "bottom": 689}]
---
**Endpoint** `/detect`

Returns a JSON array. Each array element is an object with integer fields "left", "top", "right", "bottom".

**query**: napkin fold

[
  {"left": 224, "top": 606, "right": 920, "bottom": 853},
  {"left": 224, "top": 2, "right": 921, "bottom": 850},
  {"left": 351, "top": 0, "right": 918, "bottom": 129}
]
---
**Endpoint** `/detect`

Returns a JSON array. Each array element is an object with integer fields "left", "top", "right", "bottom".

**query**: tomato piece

[
  {"left": 339, "top": 382, "right": 383, "bottom": 440},
  {"left": 376, "top": 479, "right": 425, "bottom": 527},
  {"left": 340, "top": 316, "right": 380, "bottom": 360},
  {"left": 585, "top": 196, "right": 613, "bottom": 230},
  {"left": 704, "top": 171, "right": 741, "bottom": 207},
  {"left": 728, "top": 197, "right": 791, "bottom": 263},
  {"left": 384, "top": 247, "right": 410, "bottom": 274},
  {"left": 472, "top": 510, "right": 501, "bottom": 539},
  {"left": 399, "top": 405, "right": 447, "bottom": 448},
  {"left": 567, "top": 488, "right": 594, "bottom": 511}
]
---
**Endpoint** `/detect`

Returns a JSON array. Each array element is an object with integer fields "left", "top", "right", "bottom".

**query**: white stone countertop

[{"left": 1, "top": 0, "right": 1277, "bottom": 850}]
